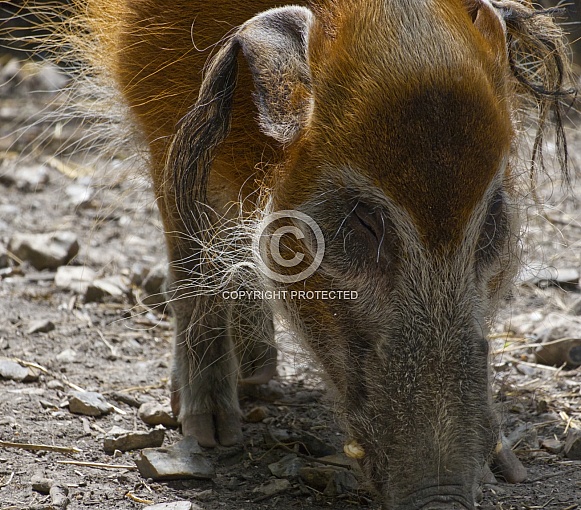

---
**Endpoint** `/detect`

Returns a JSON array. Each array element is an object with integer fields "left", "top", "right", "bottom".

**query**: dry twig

[
  {"left": 57, "top": 460, "right": 136, "bottom": 470},
  {"left": 0, "top": 440, "right": 81, "bottom": 454}
]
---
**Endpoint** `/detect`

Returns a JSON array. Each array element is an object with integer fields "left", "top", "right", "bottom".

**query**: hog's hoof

[
  {"left": 492, "top": 441, "right": 527, "bottom": 483},
  {"left": 181, "top": 411, "right": 243, "bottom": 448}
]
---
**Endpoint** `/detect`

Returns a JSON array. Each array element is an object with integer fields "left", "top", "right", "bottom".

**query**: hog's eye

[
  {"left": 346, "top": 202, "right": 397, "bottom": 266},
  {"left": 477, "top": 191, "right": 506, "bottom": 260},
  {"left": 353, "top": 203, "right": 385, "bottom": 245}
]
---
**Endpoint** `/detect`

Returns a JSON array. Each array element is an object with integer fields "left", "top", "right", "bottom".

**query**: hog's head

[{"left": 171, "top": 0, "right": 571, "bottom": 508}]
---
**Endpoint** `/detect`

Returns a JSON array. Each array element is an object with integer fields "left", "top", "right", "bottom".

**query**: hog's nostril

[{"left": 419, "top": 503, "right": 472, "bottom": 510}]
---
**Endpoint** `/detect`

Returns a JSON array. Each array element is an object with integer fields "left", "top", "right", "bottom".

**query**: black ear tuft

[{"left": 168, "top": 6, "right": 313, "bottom": 231}]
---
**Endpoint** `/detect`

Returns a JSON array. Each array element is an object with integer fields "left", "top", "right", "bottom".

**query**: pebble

[
  {"left": 0, "top": 244, "right": 8, "bottom": 268},
  {"left": 15, "top": 165, "right": 50, "bottom": 192},
  {"left": 147, "top": 503, "right": 199, "bottom": 510},
  {"left": 49, "top": 484, "right": 70, "bottom": 509},
  {"left": 85, "top": 275, "right": 130, "bottom": 302},
  {"left": 191, "top": 489, "right": 213, "bottom": 502},
  {"left": 541, "top": 437, "right": 563, "bottom": 455},
  {"left": 268, "top": 454, "right": 304, "bottom": 478},
  {"left": 104, "top": 426, "right": 165, "bottom": 453},
  {"left": 130, "top": 263, "right": 148, "bottom": 287},
  {"left": 68, "top": 391, "right": 113, "bottom": 416},
  {"left": 0, "top": 359, "right": 28, "bottom": 381},
  {"left": 0, "top": 165, "right": 50, "bottom": 191},
  {"left": 564, "top": 430, "right": 581, "bottom": 460},
  {"left": 518, "top": 265, "right": 579, "bottom": 289},
  {"left": 56, "top": 348, "right": 77, "bottom": 363},
  {"left": 244, "top": 406, "right": 269, "bottom": 423},
  {"left": 65, "top": 182, "right": 94, "bottom": 208},
  {"left": 299, "top": 466, "right": 339, "bottom": 491},
  {"left": 253, "top": 478, "right": 291, "bottom": 496},
  {"left": 0, "top": 359, "right": 38, "bottom": 382},
  {"left": 31, "top": 475, "right": 53, "bottom": 494},
  {"left": 54, "top": 266, "right": 98, "bottom": 294},
  {"left": 47, "top": 380, "right": 65, "bottom": 391},
  {"left": 294, "top": 390, "right": 323, "bottom": 403},
  {"left": 503, "top": 311, "right": 544, "bottom": 336},
  {"left": 323, "top": 469, "right": 359, "bottom": 496},
  {"left": 27, "top": 320, "right": 55, "bottom": 334},
  {"left": 109, "top": 391, "right": 144, "bottom": 409},
  {"left": 9, "top": 232, "right": 79, "bottom": 270},
  {"left": 135, "top": 436, "right": 214, "bottom": 481},
  {"left": 533, "top": 314, "right": 581, "bottom": 342},
  {"left": 142, "top": 263, "right": 167, "bottom": 295},
  {"left": 138, "top": 401, "right": 179, "bottom": 428}
]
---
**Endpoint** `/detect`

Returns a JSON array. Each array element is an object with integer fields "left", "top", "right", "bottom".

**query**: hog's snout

[
  {"left": 391, "top": 487, "right": 475, "bottom": 510},
  {"left": 418, "top": 503, "right": 471, "bottom": 510}
]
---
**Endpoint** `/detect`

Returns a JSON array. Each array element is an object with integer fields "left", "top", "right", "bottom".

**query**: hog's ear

[
  {"left": 462, "top": 0, "right": 507, "bottom": 53},
  {"left": 237, "top": 7, "right": 314, "bottom": 143},
  {"left": 485, "top": 1, "right": 574, "bottom": 177},
  {"left": 169, "top": 6, "right": 313, "bottom": 225}
]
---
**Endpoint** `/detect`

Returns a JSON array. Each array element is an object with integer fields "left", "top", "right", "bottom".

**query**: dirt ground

[{"left": 1, "top": 54, "right": 581, "bottom": 510}]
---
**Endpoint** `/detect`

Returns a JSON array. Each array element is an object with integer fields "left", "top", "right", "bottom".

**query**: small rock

[
  {"left": 142, "top": 263, "right": 167, "bottom": 295},
  {"left": 85, "top": 275, "right": 130, "bottom": 302},
  {"left": 47, "top": 380, "right": 65, "bottom": 391},
  {"left": 49, "top": 483, "right": 69, "bottom": 508},
  {"left": 27, "top": 320, "right": 55, "bottom": 335},
  {"left": 532, "top": 314, "right": 581, "bottom": 342},
  {"left": 0, "top": 359, "right": 29, "bottom": 381},
  {"left": 40, "top": 399, "right": 58, "bottom": 410},
  {"left": 65, "top": 183, "right": 94, "bottom": 208},
  {"left": 104, "top": 426, "right": 165, "bottom": 453},
  {"left": 294, "top": 431, "right": 335, "bottom": 457},
  {"left": 518, "top": 264, "right": 579, "bottom": 289},
  {"left": 31, "top": 475, "right": 53, "bottom": 494},
  {"left": 138, "top": 401, "right": 178, "bottom": 428},
  {"left": 541, "top": 437, "right": 563, "bottom": 455},
  {"left": 191, "top": 489, "right": 213, "bottom": 502},
  {"left": 69, "top": 391, "right": 113, "bottom": 416},
  {"left": 130, "top": 263, "right": 148, "bottom": 287},
  {"left": 564, "top": 430, "right": 581, "bottom": 460},
  {"left": 503, "top": 312, "right": 544, "bottom": 336},
  {"left": 14, "top": 165, "right": 50, "bottom": 192},
  {"left": 294, "top": 390, "right": 323, "bottom": 403},
  {"left": 9, "top": 232, "right": 79, "bottom": 270},
  {"left": 109, "top": 391, "right": 144, "bottom": 408},
  {"left": 0, "top": 244, "right": 9, "bottom": 269},
  {"left": 253, "top": 478, "right": 291, "bottom": 496},
  {"left": 147, "top": 503, "right": 198, "bottom": 510},
  {"left": 268, "top": 454, "right": 304, "bottom": 478},
  {"left": 514, "top": 363, "right": 536, "bottom": 377},
  {"left": 135, "top": 436, "right": 214, "bottom": 481},
  {"left": 55, "top": 266, "right": 98, "bottom": 294},
  {"left": 323, "top": 469, "right": 359, "bottom": 496},
  {"left": 299, "top": 466, "right": 338, "bottom": 492},
  {"left": 245, "top": 406, "right": 269, "bottom": 423},
  {"left": 22, "top": 366, "right": 41, "bottom": 383},
  {"left": 56, "top": 348, "right": 77, "bottom": 363}
]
